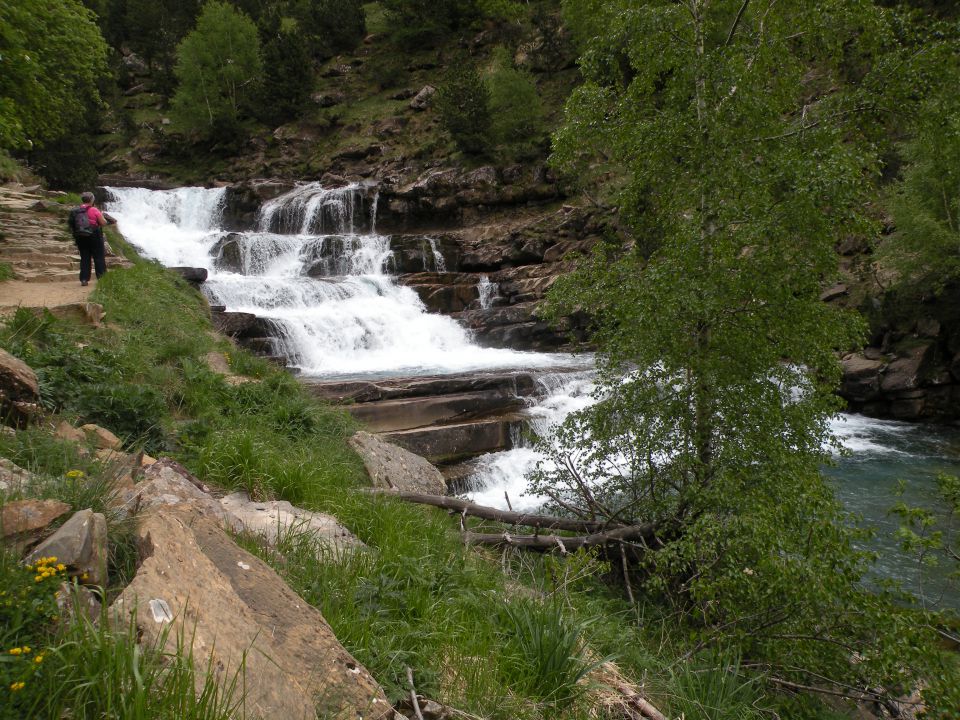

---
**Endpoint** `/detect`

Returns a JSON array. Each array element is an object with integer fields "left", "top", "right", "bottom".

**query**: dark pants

[{"left": 77, "top": 229, "right": 106, "bottom": 282}]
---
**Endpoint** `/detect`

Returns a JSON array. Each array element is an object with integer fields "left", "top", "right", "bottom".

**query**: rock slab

[
  {"left": 1, "top": 499, "right": 70, "bottom": 537},
  {"left": 113, "top": 504, "right": 392, "bottom": 720},
  {"left": 349, "top": 431, "right": 447, "bottom": 494},
  {"left": 219, "top": 491, "right": 364, "bottom": 556},
  {"left": 25, "top": 508, "right": 108, "bottom": 586}
]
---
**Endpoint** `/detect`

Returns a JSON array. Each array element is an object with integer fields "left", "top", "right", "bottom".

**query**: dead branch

[
  {"left": 464, "top": 522, "right": 658, "bottom": 552},
  {"left": 370, "top": 490, "right": 629, "bottom": 533}
]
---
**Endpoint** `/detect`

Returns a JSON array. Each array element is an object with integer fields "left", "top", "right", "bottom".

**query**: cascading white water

[
  {"left": 104, "top": 183, "right": 575, "bottom": 377},
  {"left": 477, "top": 275, "right": 498, "bottom": 309},
  {"left": 425, "top": 238, "right": 447, "bottom": 272}
]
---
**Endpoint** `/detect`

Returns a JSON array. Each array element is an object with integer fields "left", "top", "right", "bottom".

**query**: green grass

[
  {"left": 0, "top": 262, "right": 14, "bottom": 281},
  {"left": 0, "top": 255, "right": 841, "bottom": 719},
  {"left": 5, "top": 598, "right": 242, "bottom": 720}
]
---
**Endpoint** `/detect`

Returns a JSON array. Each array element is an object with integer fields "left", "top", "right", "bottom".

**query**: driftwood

[
  {"left": 464, "top": 523, "right": 657, "bottom": 553},
  {"left": 590, "top": 660, "right": 668, "bottom": 720},
  {"left": 370, "top": 490, "right": 629, "bottom": 533},
  {"left": 373, "top": 490, "right": 658, "bottom": 553}
]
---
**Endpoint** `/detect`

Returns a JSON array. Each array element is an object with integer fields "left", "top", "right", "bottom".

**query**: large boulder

[
  {"left": 0, "top": 348, "right": 39, "bottom": 426},
  {"left": 25, "top": 508, "right": 108, "bottom": 586},
  {"left": 1, "top": 499, "right": 70, "bottom": 538},
  {"left": 112, "top": 505, "right": 392, "bottom": 720},
  {"left": 880, "top": 343, "right": 936, "bottom": 393},
  {"left": 349, "top": 431, "right": 446, "bottom": 494},
  {"left": 219, "top": 492, "right": 364, "bottom": 556}
]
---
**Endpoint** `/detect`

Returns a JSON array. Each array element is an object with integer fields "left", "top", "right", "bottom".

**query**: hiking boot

[{"left": 81, "top": 281, "right": 89, "bottom": 286}]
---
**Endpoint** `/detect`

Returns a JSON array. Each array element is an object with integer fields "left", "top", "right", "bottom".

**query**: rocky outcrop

[
  {"left": 839, "top": 283, "right": 960, "bottom": 421},
  {"left": 840, "top": 342, "right": 957, "bottom": 421},
  {"left": 0, "top": 348, "right": 39, "bottom": 426},
  {"left": 112, "top": 504, "right": 393, "bottom": 720},
  {"left": 382, "top": 418, "right": 521, "bottom": 464},
  {"left": 349, "top": 431, "right": 447, "bottom": 494},
  {"left": 376, "top": 165, "right": 562, "bottom": 232}
]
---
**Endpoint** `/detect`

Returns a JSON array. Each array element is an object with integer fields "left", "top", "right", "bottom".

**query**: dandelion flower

[{"left": 10, "top": 681, "right": 25, "bottom": 692}]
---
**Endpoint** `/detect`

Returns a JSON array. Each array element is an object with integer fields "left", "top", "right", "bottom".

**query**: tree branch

[
  {"left": 369, "top": 489, "right": 629, "bottom": 533},
  {"left": 464, "top": 522, "right": 659, "bottom": 552},
  {"left": 725, "top": 0, "right": 751, "bottom": 46}
]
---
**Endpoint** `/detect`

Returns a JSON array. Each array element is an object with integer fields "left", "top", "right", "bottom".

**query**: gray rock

[
  {"left": 219, "top": 491, "right": 364, "bottom": 557},
  {"left": 25, "top": 509, "right": 108, "bottom": 586},
  {"left": 123, "top": 459, "right": 225, "bottom": 522},
  {"left": 169, "top": 266, "right": 208, "bottom": 284},
  {"left": 55, "top": 581, "right": 102, "bottom": 624},
  {"left": 410, "top": 85, "right": 437, "bottom": 111},
  {"left": 0, "top": 458, "right": 33, "bottom": 494},
  {"left": 349, "top": 431, "right": 447, "bottom": 494},
  {"left": 112, "top": 505, "right": 392, "bottom": 720},
  {"left": 880, "top": 343, "right": 935, "bottom": 393}
]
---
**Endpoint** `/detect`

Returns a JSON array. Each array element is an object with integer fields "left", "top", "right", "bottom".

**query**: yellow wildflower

[
  {"left": 34, "top": 655, "right": 44, "bottom": 664},
  {"left": 8, "top": 648, "right": 22, "bottom": 655},
  {"left": 10, "top": 681, "right": 25, "bottom": 691},
  {"left": 56, "top": 564, "right": 66, "bottom": 572},
  {"left": 65, "top": 470, "right": 85, "bottom": 479}
]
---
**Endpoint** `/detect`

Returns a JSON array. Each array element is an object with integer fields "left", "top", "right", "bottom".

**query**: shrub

[
  {"left": 171, "top": 2, "right": 263, "bottom": 137},
  {"left": 436, "top": 63, "right": 492, "bottom": 154},
  {"left": 288, "top": 0, "right": 366, "bottom": 59},
  {"left": 487, "top": 47, "right": 544, "bottom": 147}
]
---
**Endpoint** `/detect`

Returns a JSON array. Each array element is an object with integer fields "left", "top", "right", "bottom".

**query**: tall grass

[{"left": 25, "top": 603, "right": 243, "bottom": 720}]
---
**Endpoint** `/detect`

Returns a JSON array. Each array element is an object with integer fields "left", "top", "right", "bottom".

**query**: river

[{"left": 104, "top": 184, "right": 960, "bottom": 609}]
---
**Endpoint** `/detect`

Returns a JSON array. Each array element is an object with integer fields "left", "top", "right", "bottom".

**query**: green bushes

[
  {"left": 487, "top": 47, "right": 544, "bottom": 148},
  {"left": 171, "top": 2, "right": 263, "bottom": 138},
  {"left": 382, "top": 0, "right": 479, "bottom": 48},
  {"left": 436, "top": 49, "right": 544, "bottom": 156},
  {"left": 436, "top": 64, "right": 492, "bottom": 154}
]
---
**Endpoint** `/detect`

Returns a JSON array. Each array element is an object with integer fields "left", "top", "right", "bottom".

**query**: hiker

[{"left": 68, "top": 192, "right": 117, "bottom": 286}]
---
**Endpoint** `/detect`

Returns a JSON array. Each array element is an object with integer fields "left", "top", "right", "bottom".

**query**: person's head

[{"left": 81, "top": 192, "right": 95, "bottom": 205}]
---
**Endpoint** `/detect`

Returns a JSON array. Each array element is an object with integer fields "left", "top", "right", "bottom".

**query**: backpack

[{"left": 69, "top": 207, "right": 95, "bottom": 240}]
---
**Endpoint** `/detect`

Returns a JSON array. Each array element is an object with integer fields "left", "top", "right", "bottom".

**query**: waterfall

[
  {"left": 425, "top": 237, "right": 447, "bottom": 272},
  {"left": 477, "top": 275, "right": 498, "bottom": 309},
  {"left": 104, "top": 183, "right": 570, "bottom": 378}
]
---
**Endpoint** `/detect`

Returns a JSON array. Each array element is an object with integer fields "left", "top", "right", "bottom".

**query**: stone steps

[{"left": 381, "top": 415, "right": 524, "bottom": 464}]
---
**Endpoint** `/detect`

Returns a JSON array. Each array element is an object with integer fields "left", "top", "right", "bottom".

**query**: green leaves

[
  {"left": 171, "top": 1, "right": 263, "bottom": 136},
  {"left": 0, "top": 0, "right": 108, "bottom": 151},
  {"left": 537, "top": 0, "right": 957, "bottom": 699}
]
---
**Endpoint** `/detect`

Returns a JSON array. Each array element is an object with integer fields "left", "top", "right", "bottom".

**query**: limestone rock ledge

[{"left": 113, "top": 503, "right": 394, "bottom": 720}]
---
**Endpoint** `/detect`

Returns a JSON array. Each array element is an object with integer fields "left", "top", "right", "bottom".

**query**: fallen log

[
  {"left": 370, "top": 490, "right": 628, "bottom": 533},
  {"left": 464, "top": 523, "right": 658, "bottom": 553}
]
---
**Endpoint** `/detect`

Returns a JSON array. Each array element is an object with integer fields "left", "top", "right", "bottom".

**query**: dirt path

[{"left": 0, "top": 184, "right": 129, "bottom": 317}]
